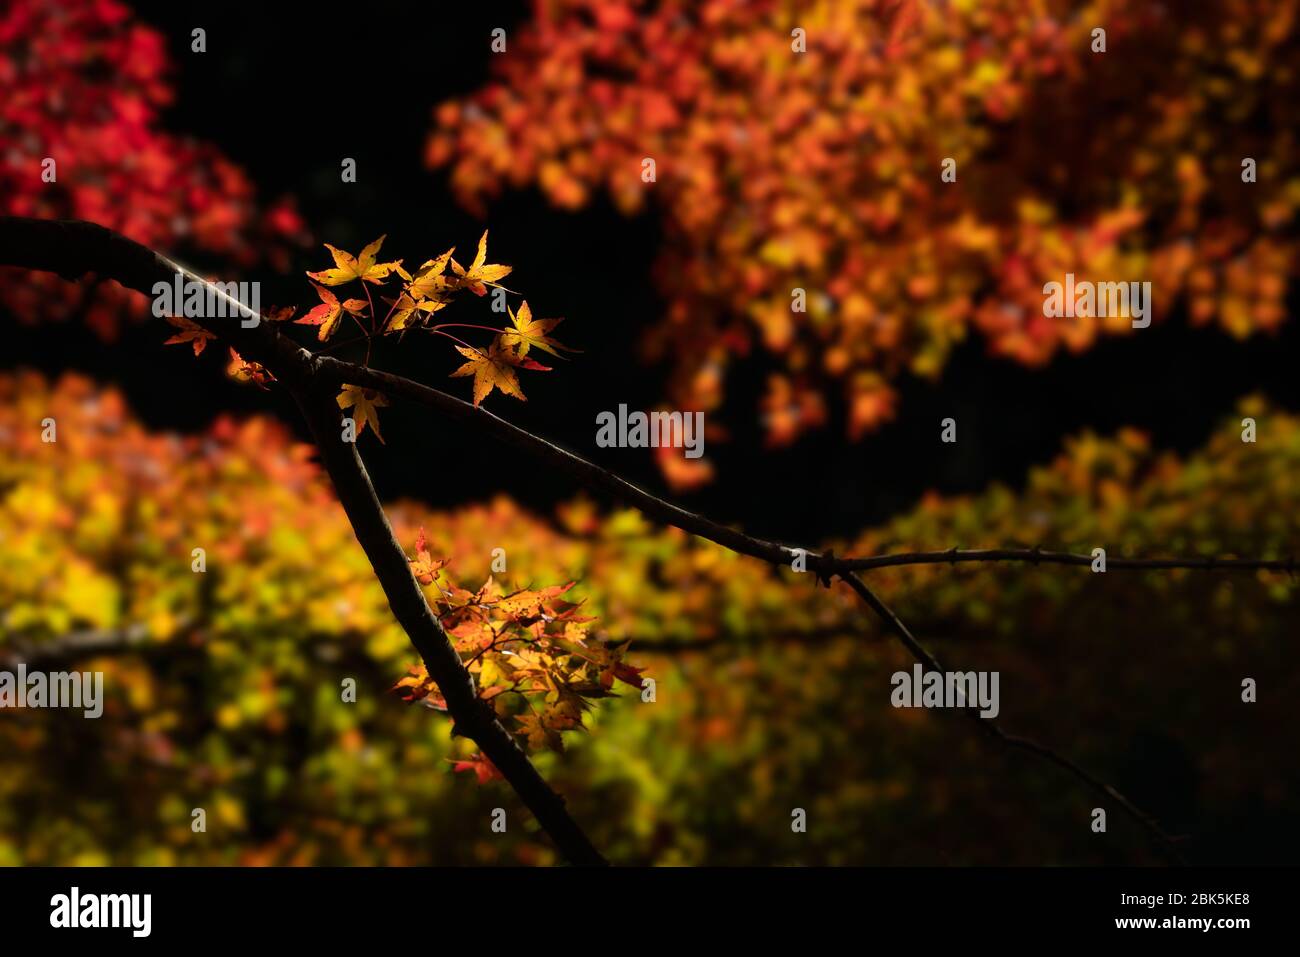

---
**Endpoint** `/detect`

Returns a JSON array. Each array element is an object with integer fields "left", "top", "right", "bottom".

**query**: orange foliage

[{"left": 428, "top": 0, "right": 1299, "bottom": 449}]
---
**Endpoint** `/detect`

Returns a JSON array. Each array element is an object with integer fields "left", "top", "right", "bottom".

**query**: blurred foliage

[
  {"left": 0, "top": 0, "right": 306, "bottom": 338},
  {"left": 1, "top": 372, "right": 1295, "bottom": 864},
  {"left": 428, "top": 0, "right": 1300, "bottom": 454}
]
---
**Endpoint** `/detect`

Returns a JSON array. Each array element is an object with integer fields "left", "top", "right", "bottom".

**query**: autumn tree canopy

[{"left": 429, "top": 0, "right": 1298, "bottom": 458}]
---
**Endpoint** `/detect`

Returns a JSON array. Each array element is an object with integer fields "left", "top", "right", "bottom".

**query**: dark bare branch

[
  {"left": 310, "top": 359, "right": 1295, "bottom": 580},
  {"left": 839, "top": 547, "right": 1296, "bottom": 574},
  {"left": 292, "top": 385, "right": 607, "bottom": 866},
  {"left": 0, "top": 624, "right": 158, "bottom": 669}
]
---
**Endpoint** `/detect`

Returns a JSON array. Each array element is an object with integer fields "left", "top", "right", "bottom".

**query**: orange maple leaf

[
  {"left": 162, "top": 315, "right": 216, "bottom": 356},
  {"left": 494, "top": 581, "right": 578, "bottom": 620},
  {"left": 391, "top": 664, "right": 447, "bottom": 710},
  {"left": 226, "top": 348, "right": 274, "bottom": 388},
  {"left": 654, "top": 442, "right": 714, "bottom": 492},
  {"left": 263, "top": 305, "right": 297, "bottom": 323},
  {"left": 294, "top": 282, "right": 364, "bottom": 341},
  {"left": 408, "top": 527, "right": 447, "bottom": 585}
]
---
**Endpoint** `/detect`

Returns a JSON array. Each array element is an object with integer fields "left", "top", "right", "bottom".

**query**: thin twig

[
  {"left": 839, "top": 572, "right": 1185, "bottom": 863},
  {"left": 308, "top": 358, "right": 1296, "bottom": 581}
]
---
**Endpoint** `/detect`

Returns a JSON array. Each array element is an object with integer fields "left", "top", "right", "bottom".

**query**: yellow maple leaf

[
  {"left": 385, "top": 292, "right": 447, "bottom": 333},
  {"left": 500, "top": 300, "right": 569, "bottom": 358},
  {"left": 515, "top": 712, "right": 564, "bottom": 752},
  {"left": 307, "top": 235, "right": 404, "bottom": 286},
  {"left": 384, "top": 293, "right": 419, "bottom": 333},
  {"left": 449, "top": 338, "right": 532, "bottom": 406},
  {"left": 494, "top": 581, "right": 577, "bottom": 619},
  {"left": 336, "top": 384, "right": 389, "bottom": 442},
  {"left": 449, "top": 230, "right": 512, "bottom": 296},
  {"left": 406, "top": 249, "right": 456, "bottom": 301}
]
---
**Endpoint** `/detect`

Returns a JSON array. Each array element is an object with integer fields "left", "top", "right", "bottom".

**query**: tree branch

[
  {"left": 0, "top": 623, "right": 159, "bottom": 669},
  {"left": 310, "top": 359, "right": 1295, "bottom": 580},
  {"left": 291, "top": 384, "right": 606, "bottom": 865},
  {"left": 838, "top": 547, "right": 1297, "bottom": 574}
]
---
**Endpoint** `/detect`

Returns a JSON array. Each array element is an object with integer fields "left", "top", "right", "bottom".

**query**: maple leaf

[
  {"left": 391, "top": 664, "right": 447, "bottom": 710},
  {"left": 384, "top": 293, "right": 418, "bottom": 333},
  {"left": 450, "top": 753, "right": 504, "bottom": 785},
  {"left": 499, "top": 300, "right": 570, "bottom": 358},
  {"left": 294, "top": 282, "right": 365, "bottom": 342},
  {"left": 307, "top": 235, "right": 404, "bottom": 286},
  {"left": 449, "top": 617, "right": 497, "bottom": 652},
  {"left": 263, "top": 305, "right": 297, "bottom": 323},
  {"left": 449, "top": 338, "right": 531, "bottom": 406},
  {"left": 593, "top": 641, "right": 648, "bottom": 690},
  {"left": 336, "top": 384, "right": 389, "bottom": 442},
  {"left": 544, "top": 599, "right": 597, "bottom": 625},
  {"left": 162, "top": 315, "right": 216, "bottom": 356},
  {"left": 408, "top": 527, "right": 447, "bottom": 585},
  {"left": 608, "top": 661, "right": 648, "bottom": 690},
  {"left": 384, "top": 293, "right": 445, "bottom": 333},
  {"left": 449, "top": 230, "right": 512, "bottom": 295},
  {"left": 406, "top": 249, "right": 455, "bottom": 301},
  {"left": 226, "top": 348, "right": 274, "bottom": 388},
  {"left": 516, "top": 712, "right": 565, "bottom": 752},
  {"left": 495, "top": 581, "right": 578, "bottom": 620}
]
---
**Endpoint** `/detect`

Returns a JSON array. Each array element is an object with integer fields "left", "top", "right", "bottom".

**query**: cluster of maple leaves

[
  {"left": 427, "top": 0, "right": 1299, "bottom": 461},
  {"left": 393, "top": 528, "right": 645, "bottom": 779},
  {"left": 164, "top": 231, "right": 573, "bottom": 436},
  {"left": 161, "top": 229, "right": 618, "bottom": 771}
]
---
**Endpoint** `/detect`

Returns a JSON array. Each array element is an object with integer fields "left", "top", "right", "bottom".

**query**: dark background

[{"left": 10, "top": 0, "right": 1298, "bottom": 543}]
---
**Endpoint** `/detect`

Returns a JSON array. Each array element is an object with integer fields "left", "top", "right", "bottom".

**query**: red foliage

[{"left": 0, "top": 0, "right": 306, "bottom": 337}]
